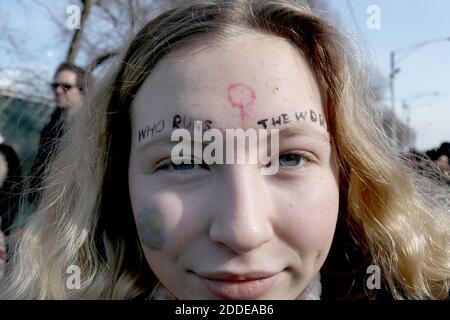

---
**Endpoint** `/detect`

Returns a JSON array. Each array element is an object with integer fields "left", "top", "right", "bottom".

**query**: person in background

[
  {"left": 0, "top": 134, "right": 22, "bottom": 237},
  {"left": 28, "top": 62, "right": 91, "bottom": 206},
  {"left": 403, "top": 148, "right": 424, "bottom": 171},
  {"left": 0, "top": 133, "right": 23, "bottom": 279},
  {"left": 426, "top": 142, "right": 450, "bottom": 185},
  {"left": 434, "top": 142, "right": 450, "bottom": 176}
]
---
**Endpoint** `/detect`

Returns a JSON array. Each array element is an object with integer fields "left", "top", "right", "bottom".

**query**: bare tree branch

[
  {"left": 95, "top": 0, "right": 120, "bottom": 28},
  {"left": 86, "top": 51, "right": 118, "bottom": 71},
  {"left": 127, "top": 0, "right": 136, "bottom": 30},
  {"left": 27, "top": 0, "right": 69, "bottom": 31},
  {"left": 66, "top": 0, "right": 94, "bottom": 63}
]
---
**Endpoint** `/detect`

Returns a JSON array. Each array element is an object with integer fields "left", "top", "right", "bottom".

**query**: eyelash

[
  {"left": 153, "top": 157, "right": 209, "bottom": 172},
  {"left": 153, "top": 151, "right": 316, "bottom": 172},
  {"left": 267, "top": 150, "right": 315, "bottom": 170}
]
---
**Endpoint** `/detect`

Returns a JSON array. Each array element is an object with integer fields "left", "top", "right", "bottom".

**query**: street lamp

[
  {"left": 401, "top": 91, "right": 439, "bottom": 126},
  {"left": 401, "top": 91, "right": 440, "bottom": 148},
  {"left": 389, "top": 37, "right": 450, "bottom": 143}
]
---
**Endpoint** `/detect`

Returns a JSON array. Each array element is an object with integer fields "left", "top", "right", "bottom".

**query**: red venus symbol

[{"left": 227, "top": 83, "right": 256, "bottom": 120}]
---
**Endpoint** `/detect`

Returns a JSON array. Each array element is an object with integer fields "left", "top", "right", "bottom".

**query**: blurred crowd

[
  {"left": 0, "top": 62, "right": 89, "bottom": 278},
  {"left": 404, "top": 143, "right": 450, "bottom": 185}
]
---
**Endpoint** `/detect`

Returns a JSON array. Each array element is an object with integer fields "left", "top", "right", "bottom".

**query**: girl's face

[{"left": 128, "top": 32, "right": 339, "bottom": 299}]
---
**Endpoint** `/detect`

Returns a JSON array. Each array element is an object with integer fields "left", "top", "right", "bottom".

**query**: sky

[
  {"left": 0, "top": 0, "right": 449, "bottom": 151},
  {"left": 330, "top": 0, "right": 450, "bottom": 151}
]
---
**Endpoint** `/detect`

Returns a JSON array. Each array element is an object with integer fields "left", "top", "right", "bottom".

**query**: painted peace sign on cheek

[{"left": 136, "top": 208, "right": 166, "bottom": 251}]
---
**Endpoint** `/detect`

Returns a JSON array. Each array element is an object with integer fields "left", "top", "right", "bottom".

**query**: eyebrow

[
  {"left": 276, "top": 122, "right": 330, "bottom": 143},
  {"left": 134, "top": 122, "right": 330, "bottom": 158},
  {"left": 135, "top": 132, "right": 206, "bottom": 158}
]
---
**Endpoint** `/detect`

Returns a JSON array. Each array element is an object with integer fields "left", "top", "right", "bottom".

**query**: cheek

[
  {"left": 135, "top": 208, "right": 166, "bottom": 251},
  {"left": 130, "top": 189, "right": 184, "bottom": 250},
  {"left": 65, "top": 91, "right": 75, "bottom": 100},
  {"left": 129, "top": 178, "right": 207, "bottom": 265},
  {"left": 66, "top": 92, "right": 80, "bottom": 104},
  {"left": 276, "top": 175, "right": 339, "bottom": 264},
  {"left": 130, "top": 191, "right": 184, "bottom": 278}
]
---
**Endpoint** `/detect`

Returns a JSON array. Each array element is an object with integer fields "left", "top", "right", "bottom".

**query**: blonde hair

[{"left": 1, "top": 0, "right": 449, "bottom": 299}]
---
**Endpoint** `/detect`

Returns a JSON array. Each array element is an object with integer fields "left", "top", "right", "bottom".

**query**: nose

[
  {"left": 209, "top": 165, "right": 274, "bottom": 254},
  {"left": 55, "top": 85, "right": 65, "bottom": 95}
]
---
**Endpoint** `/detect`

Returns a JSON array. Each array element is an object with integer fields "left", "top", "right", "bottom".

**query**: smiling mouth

[{"left": 195, "top": 271, "right": 281, "bottom": 300}]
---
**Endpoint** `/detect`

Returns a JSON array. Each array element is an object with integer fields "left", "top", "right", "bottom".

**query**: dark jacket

[
  {"left": 320, "top": 218, "right": 393, "bottom": 300},
  {"left": 28, "top": 107, "right": 66, "bottom": 206}
]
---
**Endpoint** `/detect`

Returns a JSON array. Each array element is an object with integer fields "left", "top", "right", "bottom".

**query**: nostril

[{"left": 209, "top": 219, "right": 273, "bottom": 255}]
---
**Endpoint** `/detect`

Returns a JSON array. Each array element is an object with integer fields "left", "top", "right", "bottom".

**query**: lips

[{"left": 197, "top": 271, "right": 281, "bottom": 299}]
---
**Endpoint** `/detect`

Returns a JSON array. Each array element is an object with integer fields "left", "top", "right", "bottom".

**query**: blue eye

[
  {"left": 279, "top": 153, "right": 307, "bottom": 167},
  {"left": 156, "top": 158, "right": 209, "bottom": 171},
  {"left": 171, "top": 162, "right": 196, "bottom": 171}
]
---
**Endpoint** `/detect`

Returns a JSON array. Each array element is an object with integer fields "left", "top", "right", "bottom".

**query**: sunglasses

[{"left": 50, "top": 82, "right": 82, "bottom": 92}]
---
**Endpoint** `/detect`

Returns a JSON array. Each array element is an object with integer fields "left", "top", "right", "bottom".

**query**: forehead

[
  {"left": 131, "top": 31, "right": 324, "bottom": 132},
  {"left": 55, "top": 70, "right": 77, "bottom": 84}
]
